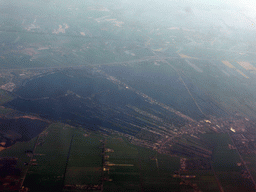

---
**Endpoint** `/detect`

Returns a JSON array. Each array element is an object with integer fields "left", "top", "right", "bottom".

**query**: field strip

[
  {"left": 222, "top": 61, "right": 249, "bottom": 78},
  {"left": 237, "top": 61, "right": 256, "bottom": 71}
]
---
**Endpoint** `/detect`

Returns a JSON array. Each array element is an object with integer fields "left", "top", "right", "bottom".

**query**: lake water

[
  {"left": 6, "top": 65, "right": 227, "bottom": 135},
  {"left": 0, "top": 117, "right": 49, "bottom": 147}
]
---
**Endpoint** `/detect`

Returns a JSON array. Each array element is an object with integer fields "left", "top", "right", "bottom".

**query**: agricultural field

[
  {"left": 104, "top": 136, "right": 181, "bottom": 192},
  {"left": 188, "top": 170, "right": 219, "bottom": 192},
  {"left": 22, "top": 123, "right": 75, "bottom": 191},
  {"left": 243, "top": 154, "right": 256, "bottom": 184},
  {"left": 199, "top": 133, "right": 254, "bottom": 192},
  {"left": 0, "top": 123, "right": 185, "bottom": 191},
  {"left": 64, "top": 132, "right": 103, "bottom": 186},
  {"left": 3, "top": 96, "right": 253, "bottom": 191}
]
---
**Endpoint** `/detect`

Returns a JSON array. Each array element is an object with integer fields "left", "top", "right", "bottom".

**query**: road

[
  {"left": 61, "top": 133, "right": 74, "bottom": 192},
  {"left": 19, "top": 135, "right": 41, "bottom": 190},
  {"left": 227, "top": 131, "right": 256, "bottom": 190},
  {"left": 210, "top": 162, "right": 225, "bottom": 192},
  {"left": 0, "top": 53, "right": 232, "bottom": 72}
]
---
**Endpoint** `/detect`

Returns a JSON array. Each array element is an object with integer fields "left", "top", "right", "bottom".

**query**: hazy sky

[
  {"left": 144, "top": 0, "right": 256, "bottom": 31},
  {"left": 180, "top": 0, "right": 256, "bottom": 17},
  {"left": 1, "top": 0, "right": 256, "bottom": 32}
]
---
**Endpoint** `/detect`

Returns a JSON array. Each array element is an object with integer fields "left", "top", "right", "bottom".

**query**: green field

[
  {"left": 2, "top": 123, "right": 251, "bottom": 191},
  {"left": 104, "top": 136, "right": 181, "bottom": 192},
  {"left": 243, "top": 154, "right": 256, "bottom": 184},
  {"left": 0, "top": 123, "right": 182, "bottom": 191},
  {"left": 65, "top": 131, "right": 103, "bottom": 185},
  {"left": 22, "top": 123, "right": 75, "bottom": 191},
  {"left": 199, "top": 133, "right": 254, "bottom": 192}
]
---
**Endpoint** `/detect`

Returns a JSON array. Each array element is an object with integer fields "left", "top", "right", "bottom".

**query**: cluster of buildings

[
  {"left": 205, "top": 114, "right": 256, "bottom": 155},
  {"left": 172, "top": 158, "right": 202, "bottom": 191},
  {"left": 174, "top": 158, "right": 210, "bottom": 177},
  {"left": 151, "top": 114, "right": 256, "bottom": 156},
  {"left": 0, "top": 68, "right": 57, "bottom": 92}
]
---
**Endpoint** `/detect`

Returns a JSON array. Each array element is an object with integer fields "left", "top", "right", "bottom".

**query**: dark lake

[
  {"left": 0, "top": 117, "right": 49, "bottom": 147},
  {"left": 5, "top": 65, "right": 227, "bottom": 135}
]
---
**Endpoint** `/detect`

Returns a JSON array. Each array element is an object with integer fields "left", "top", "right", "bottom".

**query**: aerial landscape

[{"left": 1, "top": 0, "right": 256, "bottom": 191}]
